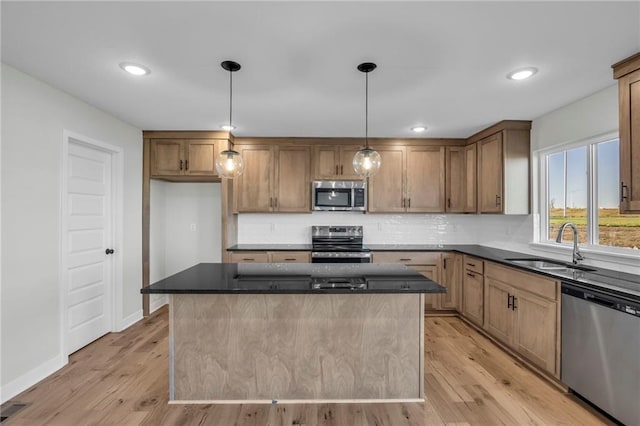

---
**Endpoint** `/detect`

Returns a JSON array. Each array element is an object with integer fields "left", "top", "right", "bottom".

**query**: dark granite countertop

[
  {"left": 141, "top": 263, "right": 446, "bottom": 294},
  {"left": 226, "top": 244, "right": 640, "bottom": 299}
]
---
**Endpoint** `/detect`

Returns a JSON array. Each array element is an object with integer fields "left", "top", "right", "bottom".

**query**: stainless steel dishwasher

[{"left": 561, "top": 282, "right": 640, "bottom": 426}]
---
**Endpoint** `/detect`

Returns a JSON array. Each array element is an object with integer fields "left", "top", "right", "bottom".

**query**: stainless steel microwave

[{"left": 312, "top": 181, "right": 367, "bottom": 211}]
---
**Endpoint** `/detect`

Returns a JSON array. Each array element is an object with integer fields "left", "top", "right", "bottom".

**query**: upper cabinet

[
  {"left": 313, "top": 144, "right": 362, "bottom": 180},
  {"left": 445, "top": 146, "right": 476, "bottom": 213},
  {"left": 151, "top": 139, "right": 220, "bottom": 178},
  {"left": 613, "top": 52, "right": 640, "bottom": 213},
  {"left": 469, "top": 121, "right": 531, "bottom": 214},
  {"left": 368, "top": 144, "right": 446, "bottom": 213},
  {"left": 234, "top": 143, "right": 311, "bottom": 213}
]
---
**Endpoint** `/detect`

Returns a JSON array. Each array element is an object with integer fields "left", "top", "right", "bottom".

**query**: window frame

[{"left": 537, "top": 131, "right": 632, "bottom": 251}]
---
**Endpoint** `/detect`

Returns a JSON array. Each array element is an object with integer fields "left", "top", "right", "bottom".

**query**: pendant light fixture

[
  {"left": 215, "top": 60, "right": 244, "bottom": 178},
  {"left": 353, "top": 62, "right": 382, "bottom": 178}
]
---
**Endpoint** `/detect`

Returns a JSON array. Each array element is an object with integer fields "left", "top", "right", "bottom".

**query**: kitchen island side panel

[{"left": 170, "top": 293, "right": 422, "bottom": 402}]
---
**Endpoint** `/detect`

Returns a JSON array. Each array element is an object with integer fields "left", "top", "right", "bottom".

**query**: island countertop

[{"left": 141, "top": 262, "right": 445, "bottom": 294}]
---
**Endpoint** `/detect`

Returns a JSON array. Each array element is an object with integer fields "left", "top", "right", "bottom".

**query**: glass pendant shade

[
  {"left": 215, "top": 149, "right": 244, "bottom": 178},
  {"left": 353, "top": 147, "right": 381, "bottom": 178}
]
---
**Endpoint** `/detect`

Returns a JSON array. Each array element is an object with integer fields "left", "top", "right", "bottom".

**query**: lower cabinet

[
  {"left": 462, "top": 256, "right": 484, "bottom": 327},
  {"left": 484, "top": 262, "right": 559, "bottom": 376},
  {"left": 373, "top": 251, "right": 447, "bottom": 310},
  {"left": 440, "top": 253, "right": 462, "bottom": 310},
  {"left": 229, "top": 251, "right": 310, "bottom": 263}
]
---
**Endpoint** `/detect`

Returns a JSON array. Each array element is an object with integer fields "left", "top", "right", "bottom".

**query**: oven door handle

[{"left": 311, "top": 252, "right": 372, "bottom": 258}]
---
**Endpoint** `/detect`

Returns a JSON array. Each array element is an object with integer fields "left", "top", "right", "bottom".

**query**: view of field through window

[{"left": 547, "top": 139, "right": 640, "bottom": 249}]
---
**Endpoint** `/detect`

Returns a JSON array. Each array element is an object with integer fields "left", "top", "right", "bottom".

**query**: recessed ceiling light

[
  {"left": 411, "top": 126, "right": 427, "bottom": 133},
  {"left": 220, "top": 124, "right": 236, "bottom": 131},
  {"left": 119, "top": 62, "right": 150, "bottom": 76},
  {"left": 507, "top": 67, "right": 538, "bottom": 81}
]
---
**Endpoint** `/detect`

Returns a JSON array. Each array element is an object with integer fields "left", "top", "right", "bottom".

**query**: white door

[{"left": 64, "top": 140, "right": 114, "bottom": 354}]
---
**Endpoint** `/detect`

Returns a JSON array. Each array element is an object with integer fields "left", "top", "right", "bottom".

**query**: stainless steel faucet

[{"left": 555, "top": 222, "right": 585, "bottom": 264}]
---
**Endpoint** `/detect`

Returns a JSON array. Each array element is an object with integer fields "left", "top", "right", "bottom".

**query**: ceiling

[{"left": 2, "top": 1, "right": 639, "bottom": 138}]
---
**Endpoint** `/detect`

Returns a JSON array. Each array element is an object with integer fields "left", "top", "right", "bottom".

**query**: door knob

[{"left": 105, "top": 248, "right": 115, "bottom": 255}]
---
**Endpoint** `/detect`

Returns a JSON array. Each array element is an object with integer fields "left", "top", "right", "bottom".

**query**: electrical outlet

[{"left": 190, "top": 223, "right": 197, "bottom": 231}]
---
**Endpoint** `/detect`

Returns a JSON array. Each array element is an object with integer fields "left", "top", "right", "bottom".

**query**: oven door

[{"left": 311, "top": 252, "right": 372, "bottom": 263}]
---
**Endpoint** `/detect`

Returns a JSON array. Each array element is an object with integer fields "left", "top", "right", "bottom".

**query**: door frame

[{"left": 59, "top": 130, "right": 124, "bottom": 361}]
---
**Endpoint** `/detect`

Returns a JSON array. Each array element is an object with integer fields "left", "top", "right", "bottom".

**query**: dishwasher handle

[{"left": 584, "top": 293, "right": 616, "bottom": 309}]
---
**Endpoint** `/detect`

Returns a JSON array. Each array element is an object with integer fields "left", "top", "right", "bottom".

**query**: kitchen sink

[{"left": 506, "top": 258, "right": 597, "bottom": 273}]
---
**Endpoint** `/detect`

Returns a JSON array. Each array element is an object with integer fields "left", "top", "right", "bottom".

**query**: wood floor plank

[{"left": 2, "top": 308, "right": 614, "bottom": 426}]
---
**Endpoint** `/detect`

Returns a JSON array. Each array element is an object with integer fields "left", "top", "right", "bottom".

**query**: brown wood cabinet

[
  {"left": 234, "top": 144, "right": 311, "bottom": 213},
  {"left": 613, "top": 52, "right": 640, "bottom": 213},
  {"left": 229, "top": 251, "right": 310, "bottom": 263},
  {"left": 440, "top": 253, "right": 462, "bottom": 310},
  {"left": 470, "top": 121, "right": 531, "bottom": 214},
  {"left": 150, "top": 139, "right": 220, "bottom": 178},
  {"left": 369, "top": 145, "right": 445, "bottom": 213},
  {"left": 312, "top": 144, "right": 362, "bottom": 180},
  {"left": 445, "top": 145, "right": 477, "bottom": 213},
  {"left": 462, "top": 256, "right": 484, "bottom": 327},
  {"left": 372, "top": 251, "right": 442, "bottom": 310},
  {"left": 483, "top": 262, "right": 559, "bottom": 376}
]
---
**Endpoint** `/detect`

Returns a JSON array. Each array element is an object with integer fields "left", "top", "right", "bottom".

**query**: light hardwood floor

[{"left": 2, "top": 306, "right": 612, "bottom": 425}]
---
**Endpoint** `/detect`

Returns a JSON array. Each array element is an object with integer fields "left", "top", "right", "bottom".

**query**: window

[{"left": 542, "top": 137, "right": 640, "bottom": 250}]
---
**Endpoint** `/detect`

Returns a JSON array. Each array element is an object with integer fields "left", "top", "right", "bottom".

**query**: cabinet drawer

[
  {"left": 373, "top": 251, "right": 441, "bottom": 265},
  {"left": 485, "top": 262, "right": 558, "bottom": 301},
  {"left": 463, "top": 256, "right": 484, "bottom": 274},
  {"left": 229, "top": 252, "right": 270, "bottom": 263},
  {"left": 270, "top": 251, "right": 310, "bottom": 263}
]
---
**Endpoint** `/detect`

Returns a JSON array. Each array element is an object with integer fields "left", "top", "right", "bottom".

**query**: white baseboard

[
  {"left": 0, "top": 354, "right": 66, "bottom": 404},
  {"left": 117, "top": 309, "right": 143, "bottom": 332},
  {"left": 150, "top": 295, "right": 168, "bottom": 314}
]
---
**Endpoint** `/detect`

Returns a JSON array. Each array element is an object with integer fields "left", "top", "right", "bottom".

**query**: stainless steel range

[{"left": 311, "top": 225, "right": 371, "bottom": 263}]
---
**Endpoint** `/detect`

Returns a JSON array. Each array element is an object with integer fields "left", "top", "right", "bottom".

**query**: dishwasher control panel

[{"left": 562, "top": 283, "right": 640, "bottom": 317}]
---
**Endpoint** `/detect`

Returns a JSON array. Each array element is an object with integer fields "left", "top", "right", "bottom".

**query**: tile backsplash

[{"left": 238, "top": 212, "right": 533, "bottom": 245}]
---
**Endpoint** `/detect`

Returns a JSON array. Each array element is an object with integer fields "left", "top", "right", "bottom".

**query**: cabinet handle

[
  {"left": 269, "top": 198, "right": 273, "bottom": 208},
  {"left": 448, "top": 198, "right": 451, "bottom": 208},
  {"left": 443, "top": 258, "right": 447, "bottom": 270},
  {"left": 336, "top": 165, "right": 339, "bottom": 175},
  {"left": 399, "top": 258, "right": 412, "bottom": 262},
  {"left": 284, "top": 258, "right": 296, "bottom": 261},
  {"left": 496, "top": 194, "right": 501, "bottom": 206},
  {"left": 466, "top": 272, "right": 476, "bottom": 278},
  {"left": 179, "top": 160, "right": 183, "bottom": 170},
  {"left": 408, "top": 198, "right": 411, "bottom": 208},
  {"left": 512, "top": 296, "right": 518, "bottom": 311},
  {"left": 341, "top": 165, "right": 344, "bottom": 175},
  {"left": 275, "top": 197, "right": 278, "bottom": 208},
  {"left": 185, "top": 160, "right": 188, "bottom": 170},
  {"left": 621, "top": 181, "right": 628, "bottom": 201},
  {"left": 243, "top": 258, "right": 255, "bottom": 261},
  {"left": 401, "top": 198, "right": 405, "bottom": 208},
  {"left": 507, "top": 293, "right": 513, "bottom": 309},
  {"left": 468, "top": 263, "right": 476, "bottom": 267}
]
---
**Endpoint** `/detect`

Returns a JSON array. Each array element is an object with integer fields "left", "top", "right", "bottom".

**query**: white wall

[
  {"left": 238, "top": 212, "right": 532, "bottom": 246},
  {"left": 1, "top": 64, "right": 142, "bottom": 402},
  {"left": 149, "top": 181, "right": 221, "bottom": 310}
]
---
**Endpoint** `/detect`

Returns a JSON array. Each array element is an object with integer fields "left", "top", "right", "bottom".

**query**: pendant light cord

[
  {"left": 228, "top": 69, "right": 233, "bottom": 151},
  {"left": 365, "top": 71, "right": 369, "bottom": 149}
]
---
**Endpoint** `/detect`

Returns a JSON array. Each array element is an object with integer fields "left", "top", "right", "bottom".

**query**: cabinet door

[
  {"left": 406, "top": 146, "right": 445, "bottom": 212},
  {"left": 441, "top": 253, "right": 461, "bottom": 310},
  {"left": 313, "top": 145, "right": 340, "bottom": 179},
  {"left": 235, "top": 146, "right": 274, "bottom": 212},
  {"left": 338, "top": 145, "right": 363, "bottom": 180},
  {"left": 445, "top": 147, "right": 465, "bottom": 212},
  {"left": 185, "top": 140, "right": 218, "bottom": 176},
  {"left": 368, "top": 146, "right": 406, "bottom": 212},
  {"left": 619, "top": 68, "right": 640, "bottom": 213},
  {"left": 478, "top": 132, "right": 504, "bottom": 213},
  {"left": 484, "top": 277, "right": 514, "bottom": 344},
  {"left": 464, "top": 144, "right": 477, "bottom": 213},
  {"left": 151, "top": 140, "right": 184, "bottom": 176},
  {"left": 462, "top": 270, "right": 484, "bottom": 327},
  {"left": 513, "top": 289, "right": 557, "bottom": 375},
  {"left": 275, "top": 146, "right": 311, "bottom": 212},
  {"left": 411, "top": 265, "right": 441, "bottom": 310}
]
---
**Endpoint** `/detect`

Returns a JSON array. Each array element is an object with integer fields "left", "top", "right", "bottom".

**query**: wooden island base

[{"left": 170, "top": 293, "right": 425, "bottom": 403}]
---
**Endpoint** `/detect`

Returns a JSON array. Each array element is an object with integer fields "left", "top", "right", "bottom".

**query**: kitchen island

[{"left": 141, "top": 263, "right": 445, "bottom": 404}]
